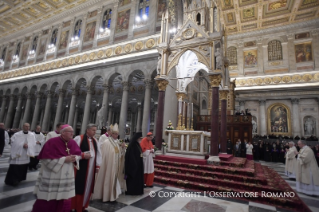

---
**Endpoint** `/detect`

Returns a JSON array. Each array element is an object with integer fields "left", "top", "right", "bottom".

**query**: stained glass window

[
  {"left": 268, "top": 40, "right": 282, "bottom": 61},
  {"left": 74, "top": 20, "right": 82, "bottom": 37},
  {"left": 51, "top": 29, "right": 58, "bottom": 45},
  {"left": 102, "top": 9, "right": 112, "bottom": 29}
]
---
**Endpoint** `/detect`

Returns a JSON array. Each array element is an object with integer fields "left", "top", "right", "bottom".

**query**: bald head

[
  {"left": 0, "top": 123, "right": 4, "bottom": 129},
  {"left": 23, "top": 123, "right": 30, "bottom": 132}
]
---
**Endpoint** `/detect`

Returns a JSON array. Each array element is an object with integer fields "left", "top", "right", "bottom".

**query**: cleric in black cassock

[
  {"left": 125, "top": 132, "right": 144, "bottom": 195},
  {"left": 226, "top": 140, "right": 233, "bottom": 154}
]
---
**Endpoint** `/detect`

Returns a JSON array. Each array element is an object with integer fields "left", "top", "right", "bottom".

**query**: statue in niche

[
  {"left": 97, "top": 105, "right": 105, "bottom": 129},
  {"left": 252, "top": 118, "right": 257, "bottom": 134},
  {"left": 157, "top": 55, "right": 162, "bottom": 75},
  {"left": 304, "top": 117, "right": 315, "bottom": 135},
  {"left": 215, "top": 48, "right": 223, "bottom": 70}
]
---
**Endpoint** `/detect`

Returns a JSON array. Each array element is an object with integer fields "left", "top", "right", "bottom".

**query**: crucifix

[{"left": 66, "top": 147, "right": 70, "bottom": 154}]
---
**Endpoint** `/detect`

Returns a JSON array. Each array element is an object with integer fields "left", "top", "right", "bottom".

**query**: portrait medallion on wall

[
  {"left": 84, "top": 21, "right": 96, "bottom": 43},
  {"left": 267, "top": 103, "right": 291, "bottom": 136},
  {"left": 295, "top": 42, "right": 312, "bottom": 63},
  {"left": 116, "top": 9, "right": 130, "bottom": 33},
  {"left": 243, "top": 49, "right": 257, "bottom": 68}
]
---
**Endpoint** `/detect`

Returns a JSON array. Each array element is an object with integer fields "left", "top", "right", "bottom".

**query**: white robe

[
  {"left": 74, "top": 135, "right": 102, "bottom": 206},
  {"left": 44, "top": 131, "right": 60, "bottom": 144},
  {"left": 34, "top": 157, "right": 79, "bottom": 200},
  {"left": 34, "top": 132, "right": 45, "bottom": 156},
  {"left": 296, "top": 145, "right": 319, "bottom": 195},
  {"left": 9, "top": 131, "right": 36, "bottom": 165},
  {"left": 4, "top": 131, "right": 9, "bottom": 146},
  {"left": 285, "top": 146, "right": 297, "bottom": 178},
  {"left": 143, "top": 150, "right": 154, "bottom": 174},
  {"left": 98, "top": 134, "right": 108, "bottom": 148}
]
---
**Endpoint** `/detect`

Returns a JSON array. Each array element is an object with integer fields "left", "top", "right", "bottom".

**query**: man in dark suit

[{"left": 0, "top": 128, "right": 5, "bottom": 157}]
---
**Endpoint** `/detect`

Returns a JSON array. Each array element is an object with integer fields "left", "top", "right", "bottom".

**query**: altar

[{"left": 165, "top": 130, "right": 210, "bottom": 159}]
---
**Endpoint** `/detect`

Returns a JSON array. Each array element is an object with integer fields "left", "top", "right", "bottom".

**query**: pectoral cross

[{"left": 66, "top": 147, "right": 70, "bottom": 155}]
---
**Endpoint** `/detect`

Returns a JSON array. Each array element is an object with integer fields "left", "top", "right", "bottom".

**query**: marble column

[
  {"left": 102, "top": 85, "right": 110, "bottom": 126},
  {"left": 39, "top": 109, "right": 44, "bottom": 127},
  {"left": 108, "top": 106, "right": 113, "bottom": 125},
  {"left": 155, "top": 78, "right": 169, "bottom": 149},
  {"left": 291, "top": 98, "right": 301, "bottom": 137},
  {"left": 53, "top": 89, "right": 65, "bottom": 128},
  {"left": 31, "top": 93, "right": 42, "bottom": 130},
  {"left": 42, "top": 92, "right": 52, "bottom": 132},
  {"left": 136, "top": 105, "right": 142, "bottom": 132},
  {"left": 12, "top": 95, "right": 23, "bottom": 128},
  {"left": 142, "top": 79, "right": 152, "bottom": 136},
  {"left": 67, "top": 89, "right": 77, "bottom": 126},
  {"left": 219, "top": 89, "right": 229, "bottom": 153},
  {"left": 0, "top": 96, "right": 8, "bottom": 122},
  {"left": 239, "top": 100, "right": 245, "bottom": 112},
  {"left": 22, "top": 93, "right": 32, "bottom": 126},
  {"left": 209, "top": 74, "right": 221, "bottom": 157},
  {"left": 64, "top": 107, "right": 69, "bottom": 123},
  {"left": 4, "top": 95, "right": 15, "bottom": 128},
  {"left": 153, "top": 103, "right": 158, "bottom": 136},
  {"left": 81, "top": 87, "right": 93, "bottom": 134},
  {"left": 237, "top": 42, "right": 244, "bottom": 76},
  {"left": 73, "top": 107, "right": 78, "bottom": 133},
  {"left": 119, "top": 82, "right": 129, "bottom": 139},
  {"left": 311, "top": 29, "right": 319, "bottom": 69},
  {"left": 259, "top": 100, "right": 267, "bottom": 136}
]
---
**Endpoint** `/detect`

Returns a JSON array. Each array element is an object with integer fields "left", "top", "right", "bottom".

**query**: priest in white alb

[
  {"left": 98, "top": 125, "right": 111, "bottom": 147},
  {"left": 295, "top": 140, "right": 319, "bottom": 195},
  {"left": 93, "top": 123, "right": 126, "bottom": 202},
  {"left": 285, "top": 141, "right": 297, "bottom": 178},
  {"left": 5, "top": 123, "right": 36, "bottom": 186},
  {"left": 29, "top": 125, "right": 45, "bottom": 170},
  {"left": 32, "top": 125, "right": 82, "bottom": 212},
  {"left": 44, "top": 122, "right": 64, "bottom": 144}
]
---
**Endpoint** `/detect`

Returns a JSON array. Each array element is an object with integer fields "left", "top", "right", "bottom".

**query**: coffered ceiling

[
  {"left": 220, "top": 0, "right": 319, "bottom": 35},
  {"left": 0, "top": 0, "right": 89, "bottom": 39}
]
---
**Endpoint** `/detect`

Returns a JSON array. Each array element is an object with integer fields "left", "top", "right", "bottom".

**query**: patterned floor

[{"left": 0, "top": 145, "right": 318, "bottom": 212}]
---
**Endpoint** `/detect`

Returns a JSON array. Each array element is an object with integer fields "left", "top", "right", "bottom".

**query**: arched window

[
  {"left": 226, "top": 46, "right": 237, "bottom": 65},
  {"left": 1, "top": 47, "right": 6, "bottom": 60},
  {"left": 51, "top": 29, "right": 58, "bottom": 45},
  {"left": 136, "top": 0, "right": 150, "bottom": 22},
  {"left": 202, "top": 99, "right": 207, "bottom": 110},
  {"left": 74, "top": 20, "right": 82, "bottom": 38},
  {"left": 196, "top": 13, "right": 201, "bottom": 25},
  {"left": 268, "top": 40, "right": 282, "bottom": 61},
  {"left": 32, "top": 36, "right": 38, "bottom": 51},
  {"left": 15, "top": 42, "right": 21, "bottom": 56},
  {"left": 102, "top": 9, "right": 112, "bottom": 29}
]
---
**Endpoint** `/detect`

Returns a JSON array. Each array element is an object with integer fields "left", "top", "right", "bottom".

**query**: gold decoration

[
  {"left": 176, "top": 93, "right": 187, "bottom": 101},
  {"left": 115, "top": 46, "right": 122, "bottom": 55},
  {"left": 254, "top": 78, "right": 263, "bottom": 85},
  {"left": 106, "top": 48, "right": 113, "bottom": 57},
  {"left": 75, "top": 56, "right": 80, "bottom": 63},
  {"left": 155, "top": 79, "right": 169, "bottom": 91},
  {"left": 264, "top": 77, "right": 271, "bottom": 84},
  {"left": 282, "top": 76, "right": 291, "bottom": 83},
  {"left": 97, "top": 50, "right": 104, "bottom": 58},
  {"left": 292, "top": 75, "right": 301, "bottom": 82},
  {"left": 267, "top": 103, "right": 291, "bottom": 136},
  {"left": 50, "top": 62, "right": 55, "bottom": 69},
  {"left": 134, "top": 41, "right": 143, "bottom": 50},
  {"left": 68, "top": 57, "right": 74, "bottom": 65},
  {"left": 81, "top": 54, "right": 88, "bottom": 62},
  {"left": 209, "top": 74, "right": 222, "bottom": 87},
  {"left": 247, "top": 79, "right": 254, "bottom": 85},
  {"left": 45, "top": 63, "right": 50, "bottom": 70},
  {"left": 146, "top": 39, "right": 155, "bottom": 48},
  {"left": 182, "top": 28, "right": 195, "bottom": 40},
  {"left": 302, "top": 74, "right": 312, "bottom": 82},
  {"left": 89, "top": 52, "right": 96, "bottom": 61},
  {"left": 124, "top": 44, "right": 132, "bottom": 53},
  {"left": 36, "top": 66, "right": 40, "bottom": 72},
  {"left": 314, "top": 73, "right": 319, "bottom": 81},
  {"left": 62, "top": 59, "right": 67, "bottom": 66},
  {"left": 272, "top": 76, "right": 281, "bottom": 84},
  {"left": 31, "top": 67, "right": 35, "bottom": 73},
  {"left": 57, "top": 60, "right": 62, "bottom": 67},
  {"left": 219, "top": 90, "right": 229, "bottom": 100},
  {"left": 189, "top": 135, "right": 201, "bottom": 152},
  {"left": 171, "top": 134, "right": 181, "bottom": 150}
]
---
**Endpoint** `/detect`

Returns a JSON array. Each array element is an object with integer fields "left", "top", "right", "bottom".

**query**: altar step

[{"left": 153, "top": 159, "right": 311, "bottom": 212}]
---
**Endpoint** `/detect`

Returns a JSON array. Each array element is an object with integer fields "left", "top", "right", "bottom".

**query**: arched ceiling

[
  {"left": 0, "top": 0, "right": 91, "bottom": 38},
  {"left": 220, "top": 0, "right": 319, "bottom": 35}
]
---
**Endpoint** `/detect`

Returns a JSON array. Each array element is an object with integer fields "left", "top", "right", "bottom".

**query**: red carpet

[
  {"left": 218, "top": 154, "right": 233, "bottom": 161},
  {"left": 155, "top": 155, "right": 207, "bottom": 165},
  {"left": 154, "top": 156, "right": 311, "bottom": 212}
]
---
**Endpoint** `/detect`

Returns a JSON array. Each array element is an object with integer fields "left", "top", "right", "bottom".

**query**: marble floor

[{"left": 0, "top": 145, "right": 318, "bottom": 212}]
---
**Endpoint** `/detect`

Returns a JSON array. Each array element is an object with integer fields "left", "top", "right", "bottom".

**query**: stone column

[
  {"left": 208, "top": 74, "right": 221, "bottom": 160},
  {"left": 237, "top": 42, "right": 244, "bottom": 76},
  {"left": 291, "top": 98, "right": 301, "bottom": 137},
  {"left": 287, "top": 34, "right": 296, "bottom": 72},
  {"left": 4, "top": 95, "right": 15, "bottom": 128},
  {"left": 136, "top": 105, "right": 142, "bottom": 132},
  {"left": 81, "top": 87, "right": 93, "bottom": 134},
  {"left": 39, "top": 109, "right": 44, "bottom": 127},
  {"left": 311, "top": 29, "right": 319, "bottom": 69},
  {"left": 22, "top": 93, "right": 32, "bottom": 126},
  {"left": 64, "top": 107, "right": 69, "bottom": 123},
  {"left": 239, "top": 100, "right": 245, "bottom": 112},
  {"left": 259, "top": 100, "right": 267, "bottom": 136},
  {"left": 219, "top": 89, "right": 229, "bottom": 153},
  {"left": 102, "top": 85, "right": 110, "bottom": 126},
  {"left": 13, "top": 94, "right": 23, "bottom": 128},
  {"left": 53, "top": 89, "right": 65, "bottom": 128},
  {"left": 142, "top": 79, "right": 152, "bottom": 136},
  {"left": 31, "top": 93, "right": 42, "bottom": 130},
  {"left": 42, "top": 92, "right": 52, "bottom": 132},
  {"left": 119, "top": 82, "right": 129, "bottom": 138},
  {"left": 155, "top": 78, "right": 169, "bottom": 149},
  {"left": 67, "top": 89, "right": 77, "bottom": 126},
  {"left": 0, "top": 95, "right": 8, "bottom": 122},
  {"left": 108, "top": 106, "right": 113, "bottom": 125},
  {"left": 257, "top": 37, "right": 264, "bottom": 74},
  {"left": 153, "top": 103, "right": 158, "bottom": 136},
  {"left": 73, "top": 107, "right": 78, "bottom": 133}
]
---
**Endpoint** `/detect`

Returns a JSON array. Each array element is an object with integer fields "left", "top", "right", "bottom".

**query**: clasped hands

[
  {"left": 65, "top": 155, "right": 76, "bottom": 163},
  {"left": 23, "top": 143, "right": 28, "bottom": 149}
]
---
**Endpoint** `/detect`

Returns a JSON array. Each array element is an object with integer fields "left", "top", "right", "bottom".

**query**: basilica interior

[{"left": 0, "top": 0, "right": 318, "bottom": 211}]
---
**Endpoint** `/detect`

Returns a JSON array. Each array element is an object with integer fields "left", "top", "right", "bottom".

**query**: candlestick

[{"left": 178, "top": 100, "right": 182, "bottom": 115}]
